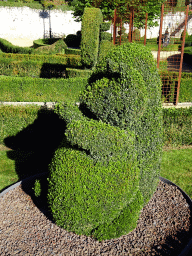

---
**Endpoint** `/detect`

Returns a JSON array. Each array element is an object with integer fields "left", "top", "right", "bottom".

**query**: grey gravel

[{"left": 0, "top": 180, "right": 191, "bottom": 255}]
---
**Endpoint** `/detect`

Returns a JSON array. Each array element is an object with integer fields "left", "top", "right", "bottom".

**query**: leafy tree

[{"left": 69, "top": 0, "right": 166, "bottom": 28}]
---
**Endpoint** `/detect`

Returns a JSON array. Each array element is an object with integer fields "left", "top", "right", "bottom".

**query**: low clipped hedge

[
  {"left": 33, "top": 38, "right": 61, "bottom": 49},
  {"left": 1, "top": 105, "right": 191, "bottom": 149},
  {"left": 0, "top": 53, "right": 81, "bottom": 65},
  {"left": 0, "top": 76, "right": 88, "bottom": 102},
  {"left": 98, "top": 40, "right": 116, "bottom": 63},
  {"left": 0, "top": 38, "right": 33, "bottom": 54},
  {"left": 163, "top": 106, "right": 192, "bottom": 147},
  {"left": 159, "top": 71, "right": 192, "bottom": 103},
  {"left": 0, "top": 58, "right": 87, "bottom": 78}
]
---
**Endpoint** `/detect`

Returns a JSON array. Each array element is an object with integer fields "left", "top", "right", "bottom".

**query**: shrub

[
  {"left": 33, "top": 39, "right": 67, "bottom": 54},
  {"left": 132, "top": 28, "right": 140, "bottom": 41},
  {"left": 80, "top": 42, "right": 163, "bottom": 205},
  {"left": 98, "top": 40, "right": 116, "bottom": 62},
  {"left": 100, "top": 22, "right": 111, "bottom": 32},
  {"left": 80, "top": 7, "right": 103, "bottom": 68},
  {"left": 100, "top": 31, "right": 112, "bottom": 41},
  {"left": 64, "top": 34, "right": 81, "bottom": 48},
  {"left": 0, "top": 38, "right": 33, "bottom": 54},
  {"left": 47, "top": 42, "right": 163, "bottom": 241}
]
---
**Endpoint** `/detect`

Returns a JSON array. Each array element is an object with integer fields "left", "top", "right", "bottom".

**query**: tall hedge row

[{"left": 80, "top": 8, "right": 103, "bottom": 68}]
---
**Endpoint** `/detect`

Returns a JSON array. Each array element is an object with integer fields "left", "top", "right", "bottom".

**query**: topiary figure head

[{"left": 48, "top": 42, "right": 163, "bottom": 241}]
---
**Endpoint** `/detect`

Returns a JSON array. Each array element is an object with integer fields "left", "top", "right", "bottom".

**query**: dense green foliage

[
  {"left": 0, "top": 76, "right": 88, "bottom": 102},
  {"left": 159, "top": 71, "right": 192, "bottom": 103},
  {"left": 1, "top": 105, "right": 191, "bottom": 152},
  {"left": 0, "top": 38, "right": 33, "bottom": 54},
  {"left": 70, "top": 0, "right": 166, "bottom": 28},
  {"left": 0, "top": 56, "right": 86, "bottom": 78},
  {"left": 163, "top": 106, "right": 192, "bottom": 147},
  {"left": 98, "top": 40, "right": 116, "bottom": 63},
  {"left": 47, "top": 42, "right": 163, "bottom": 241},
  {"left": 80, "top": 42, "right": 163, "bottom": 205},
  {"left": 0, "top": 52, "right": 81, "bottom": 65},
  {"left": 80, "top": 7, "right": 103, "bottom": 68},
  {"left": 33, "top": 38, "right": 62, "bottom": 49}
]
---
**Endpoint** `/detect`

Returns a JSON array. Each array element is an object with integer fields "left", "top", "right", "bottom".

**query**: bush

[
  {"left": 80, "top": 7, "right": 103, "bottom": 68},
  {"left": 64, "top": 34, "right": 81, "bottom": 48},
  {"left": 34, "top": 39, "right": 67, "bottom": 55},
  {"left": 80, "top": 42, "right": 163, "bottom": 205},
  {"left": 0, "top": 38, "right": 33, "bottom": 54},
  {"left": 33, "top": 38, "right": 60, "bottom": 49},
  {"left": 100, "top": 31, "right": 112, "bottom": 41},
  {"left": 0, "top": 55, "right": 83, "bottom": 78},
  {"left": 132, "top": 28, "right": 140, "bottom": 41},
  {"left": 100, "top": 22, "right": 111, "bottom": 32},
  {"left": 47, "top": 42, "right": 163, "bottom": 241},
  {"left": 98, "top": 40, "right": 116, "bottom": 63}
]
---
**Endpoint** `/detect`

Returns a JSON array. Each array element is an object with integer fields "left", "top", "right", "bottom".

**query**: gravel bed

[{"left": 0, "top": 179, "right": 191, "bottom": 255}]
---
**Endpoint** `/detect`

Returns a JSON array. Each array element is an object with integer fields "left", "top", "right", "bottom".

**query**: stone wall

[
  {"left": 0, "top": 6, "right": 191, "bottom": 41},
  {"left": 0, "top": 6, "right": 81, "bottom": 40}
]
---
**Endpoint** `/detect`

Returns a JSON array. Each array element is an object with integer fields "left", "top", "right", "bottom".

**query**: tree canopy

[{"left": 69, "top": 0, "right": 167, "bottom": 28}]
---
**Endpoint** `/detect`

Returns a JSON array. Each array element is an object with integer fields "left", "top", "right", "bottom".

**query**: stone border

[
  {"left": 0, "top": 101, "right": 192, "bottom": 109},
  {"left": 0, "top": 174, "right": 192, "bottom": 255}
]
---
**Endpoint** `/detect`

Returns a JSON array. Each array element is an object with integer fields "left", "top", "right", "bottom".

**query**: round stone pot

[{"left": 0, "top": 174, "right": 192, "bottom": 255}]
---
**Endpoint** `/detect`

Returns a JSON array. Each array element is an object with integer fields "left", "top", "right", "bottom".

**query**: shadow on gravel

[
  {"left": 148, "top": 228, "right": 192, "bottom": 256},
  {"left": 3, "top": 107, "right": 66, "bottom": 222}
]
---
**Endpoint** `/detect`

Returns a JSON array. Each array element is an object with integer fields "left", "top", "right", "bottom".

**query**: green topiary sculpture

[{"left": 47, "top": 42, "right": 163, "bottom": 241}]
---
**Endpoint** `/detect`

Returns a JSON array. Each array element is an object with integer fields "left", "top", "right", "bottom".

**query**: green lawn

[{"left": 1, "top": 146, "right": 192, "bottom": 199}]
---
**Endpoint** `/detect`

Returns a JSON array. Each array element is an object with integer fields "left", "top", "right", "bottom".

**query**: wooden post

[
  {"left": 157, "top": 4, "right": 164, "bottom": 69},
  {"left": 144, "top": 13, "right": 148, "bottom": 46},
  {"left": 128, "top": 8, "right": 133, "bottom": 42},
  {"left": 113, "top": 9, "right": 117, "bottom": 45},
  {"left": 120, "top": 18, "right": 122, "bottom": 45},
  {"left": 175, "top": 5, "right": 189, "bottom": 105}
]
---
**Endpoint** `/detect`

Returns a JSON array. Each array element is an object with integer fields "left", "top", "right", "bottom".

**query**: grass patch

[
  {"left": 0, "top": 150, "right": 19, "bottom": 192},
  {"left": 1, "top": 146, "right": 192, "bottom": 200},
  {"left": 161, "top": 148, "right": 192, "bottom": 198}
]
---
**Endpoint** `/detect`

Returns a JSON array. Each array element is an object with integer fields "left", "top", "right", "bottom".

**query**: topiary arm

[
  {"left": 65, "top": 119, "right": 137, "bottom": 164},
  {"left": 54, "top": 102, "right": 86, "bottom": 124}
]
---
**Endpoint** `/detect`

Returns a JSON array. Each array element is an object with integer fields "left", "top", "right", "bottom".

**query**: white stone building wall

[
  {"left": 0, "top": 6, "right": 81, "bottom": 40},
  {"left": 0, "top": 7, "right": 191, "bottom": 41}
]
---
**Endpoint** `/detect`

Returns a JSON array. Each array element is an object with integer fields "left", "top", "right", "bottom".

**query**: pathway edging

[{"left": 0, "top": 102, "right": 192, "bottom": 109}]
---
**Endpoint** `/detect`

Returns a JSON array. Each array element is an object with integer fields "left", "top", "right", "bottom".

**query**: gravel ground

[{"left": 0, "top": 177, "right": 191, "bottom": 256}]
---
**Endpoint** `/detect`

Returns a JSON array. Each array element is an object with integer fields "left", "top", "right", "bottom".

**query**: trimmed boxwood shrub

[
  {"left": 100, "top": 31, "right": 112, "bottom": 41},
  {"left": 33, "top": 38, "right": 61, "bottom": 49},
  {"left": 80, "top": 7, "right": 103, "bottom": 68},
  {"left": 98, "top": 40, "right": 116, "bottom": 63},
  {"left": 0, "top": 38, "right": 33, "bottom": 54},
  {"left": 47, "top": 42, "right": 163, "bottom": 241},
  {"left": 100, "top": 22, "right": 111, "bottom": 32},
  {"left": 80, "top": 42, "right": 163, "bottom": 206}
]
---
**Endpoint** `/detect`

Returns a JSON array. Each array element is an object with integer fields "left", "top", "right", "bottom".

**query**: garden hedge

[
  {"left": 0, "top": 53, "right": 82, "bottom": 66},
  {"left": 159, "top": 71, "right": 192, "bottom": 103},
  {"left": 47, "top": 42, "right": 163, "bottom": 241},
  {"left": 80, "top": 7, "right": 103, "bottom": 68},
  {"left": 1, "top": 105, "right": 191, "bottom": 149},
  {"left": 0, "top": 58, "right": 89, "bottom": 78},
  {"left": 0, "top": 76, "right": 88, "bottom": 102},
  {"left": 0, "top": 38, "right": 33, "bottom": 54}
]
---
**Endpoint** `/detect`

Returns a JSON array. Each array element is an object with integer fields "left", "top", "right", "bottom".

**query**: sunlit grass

[{"left": 0, "top": 146, "right": 192, "bottom": 200}]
